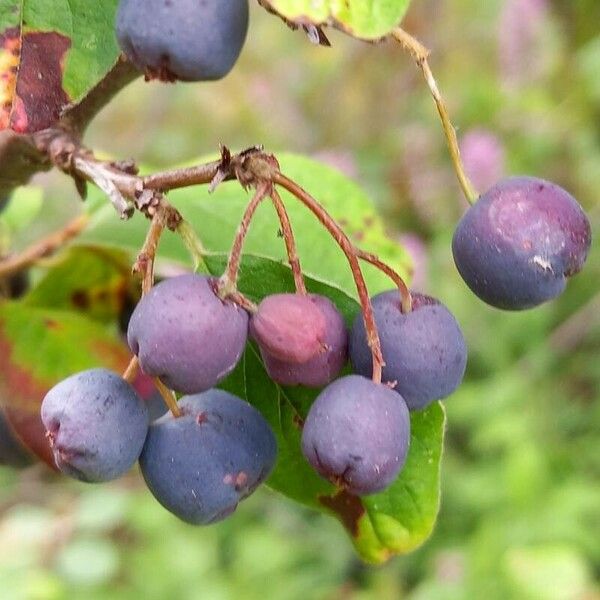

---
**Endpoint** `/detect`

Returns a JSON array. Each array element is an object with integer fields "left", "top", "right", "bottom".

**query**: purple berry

[
  {"left": 301, "top": 375, "right": 410, "bottom": 496},
  {"left": 452, "top": 177, "right": 592, "bottom": 310},
  {"left": 250, "top": 293, "right": 327, "bottom": 364},
  {"left": 116, "top": 0, "right": 249, "bottom": 82},
  {"left": 139, "top": 390, "right": 277, "bottom": 524},
  {"left": 258, "top": 295, "right": 348, "bottom": 387},
  {"left": 40, "top": 369, "right": 148, "bottom": 482},
  {"left": 127, "top": 274, "right": 248, "bottom": 394},
  {"left": 350, "top": 292, "right": 467, "bottom": 410}
]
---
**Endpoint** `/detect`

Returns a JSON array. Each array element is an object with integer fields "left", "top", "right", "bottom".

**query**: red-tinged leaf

[
  {"left": 0, "top": 27, "right": 70, "bottom": 133},
  {"left": 0, "top": 301, "right": 131, "bottom": 467},
  {"left": 0, "top": 1, "right": 122, "bottom": 134}
]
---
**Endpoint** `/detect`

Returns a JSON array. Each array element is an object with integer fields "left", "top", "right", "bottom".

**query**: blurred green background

[{"left": 1, "top": 0, "right": 599, "bottom": 598}]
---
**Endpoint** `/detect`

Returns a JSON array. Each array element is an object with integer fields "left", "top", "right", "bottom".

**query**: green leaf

[
  {"left": 76, "top": 152, "right": 442, "bottom": 563},
  {"left": 0, "top": 1, "right": 121, "bottom": 133},
  {"left": 0, "top": 301, "right": 131, "bottom": 466},
  {"left": 259, "top": 0, "right": 411, "bottom": 40},
  {"left": 23, "top": 246, "right": 135, "bottom": 323}
]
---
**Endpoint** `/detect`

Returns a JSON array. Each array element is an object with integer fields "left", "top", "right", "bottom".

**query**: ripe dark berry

[
  {"left": 452, "top": 176, "right": 591, "bottom": 310},
  {"left": 350, "top": 291, "right": 467, "bottom": 411},
  {"left": 301, "top": 375, "right": 410, "bottom": 496},
  {"left": 40, "top": 369, "right": 149, "bottom": 482},
  {"left": 257, "top": 295, "right": 348, "bottom": 387},
  {"left": 127, "top": 274, "right": 248, "bottom": 394},
  {"left": 139, "top": 390, "right": 277, "bottom": 525},
  {"left": 250, "top": 293, "right": 327, "bottom": 364},
  {"left": 116, "top": 0, "right": 249, "bottom": 82}
]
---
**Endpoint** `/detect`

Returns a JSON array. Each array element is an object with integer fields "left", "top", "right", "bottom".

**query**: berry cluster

[
  {"left": 38, "top": 167, "right": 591, "bottom": 521},
  {"left": 39, "top": 266, "right": 468, "bottom": 512},
  {"left": 33, "top": 0, "right": 591, "bottom": 526}
]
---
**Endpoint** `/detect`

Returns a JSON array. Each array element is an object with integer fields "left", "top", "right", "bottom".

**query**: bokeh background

[{"left": 1, "top": 0, "right": 599, "bottom": 598}]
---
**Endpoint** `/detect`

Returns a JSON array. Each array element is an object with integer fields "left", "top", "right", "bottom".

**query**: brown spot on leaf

[
  {"left": 71, "top": 290, "right": 90, "bottom": 310},
  {"left": 0, "top": 28, "right": 71, "bottom": 133},
  {"left": 319, "top": 489, "right": 365, "bottom": 537}
]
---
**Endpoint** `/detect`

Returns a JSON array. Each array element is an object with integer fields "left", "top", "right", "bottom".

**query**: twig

[
  {"left": 60, "top": 57, "right": 140, "bottom": 135},
  {"left": 392, "top": 28, "right": 479, "bottom": 205},
  {"left": 41, "top": 136, "right": 269, "bottom": 216},
  {"left": 269, "top": 188, "right": 306, "bottom": 294},
  {"left": 355, "top": 249, "right": 412, "bottom": 313},
  {"left": 0, "top": 214, "right": 89, "bottom": 278},
  {"left": 72, "top": 156, "right": 135, "bottom": 218},
  {"left": 0, "top": 130, "right": 51, "bottom": 200},
  {"left": 153, "top": 377, "right": 182, "bottom": 418},
  {"left": 218, "top": 183, "right": 272, "bottom": 297},
  {"left": 142, "top": 159, "right": 222, "bottom": 191},
  {"left": 273, "top": 172, "right": 384, "bottom": 384}
]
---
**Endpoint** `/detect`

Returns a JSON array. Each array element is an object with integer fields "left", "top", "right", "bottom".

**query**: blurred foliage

[{"left": 1, "top": 0, "right": 599, "bottom": 598}]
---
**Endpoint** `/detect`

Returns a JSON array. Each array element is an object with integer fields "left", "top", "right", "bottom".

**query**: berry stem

[
  {"left": 392, "top": 28, "right": 479, "bottom": 205},
  {"left": 269, "top": 188, "right": 307, "bottom": 295},
  {"left": 273, "top": 172, "right": 384, "bottom": 384},
  {"left": 354, "top": 249, "right": 412, "bottom": 313},
  {"left": 122, "top": 355, "right": 140, "bottom": 383},
  {"left": 0, "top": 214, "right": 89, "bottom": 278},
  {"left": 218, "top": 183, "right": 271, "bottom": 298},
  {"left": 133, "top": 212, "right": 164, "bottom": 295},
  {"left": 153, "top": 378, "right": 182, "bottom": 418},
  {"left": 225, "top": 290, "right": 258, "bottom": 314}
]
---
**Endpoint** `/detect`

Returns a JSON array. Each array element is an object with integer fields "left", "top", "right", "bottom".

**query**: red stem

[
  {"left": 273, "top": 172, "right": 384, "bottom": 384},
  {"left": 269, "top": 188, "right": 307, "bottom": 294},
  {"left": 218, "top": 183, "right": 271, "bottom": 297},
  {"left": 355, "top": 249, "right": 412, "bottom": 313}
]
